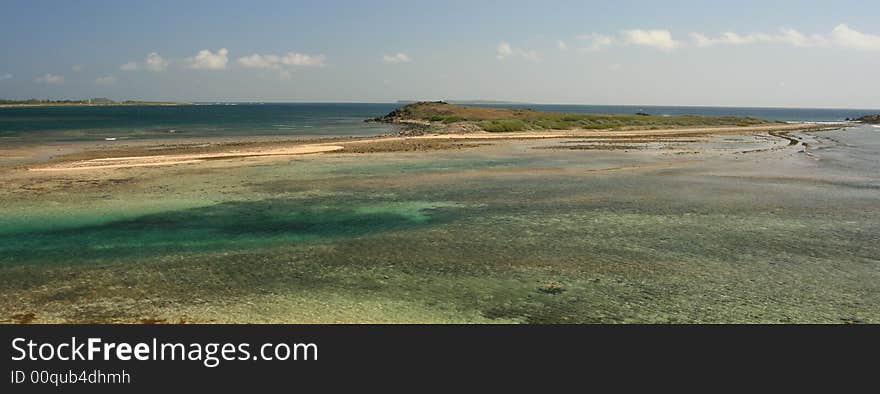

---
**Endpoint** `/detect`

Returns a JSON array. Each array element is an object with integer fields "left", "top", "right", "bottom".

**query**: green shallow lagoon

[{"left": 1, "top": 128, "right": 879, "bottom": 323}]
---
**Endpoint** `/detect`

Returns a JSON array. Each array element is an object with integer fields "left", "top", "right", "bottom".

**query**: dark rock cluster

[{"left": 846, "top": 114, "right": 880, "bottom": 124}]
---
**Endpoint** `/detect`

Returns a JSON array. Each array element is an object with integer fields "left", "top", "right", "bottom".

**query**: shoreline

[
  {"left": 0, "top": 102, "right": 191, "bottom": 108},
  {"left": 18, "top": 122, "right": 834, "bottom": 172}
]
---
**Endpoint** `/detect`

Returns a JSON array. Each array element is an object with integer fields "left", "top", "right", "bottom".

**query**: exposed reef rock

[{"left": 851, "top": 114, "right": 880, "bottom": 124}]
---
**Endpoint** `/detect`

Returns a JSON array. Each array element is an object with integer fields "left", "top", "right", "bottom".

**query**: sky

[{"left": 1, "top": 0, "right": 879, "bottom": 108}]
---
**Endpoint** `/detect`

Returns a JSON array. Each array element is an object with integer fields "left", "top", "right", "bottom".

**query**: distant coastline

[
  {"left": 0, "top": 99, "right": 192, "bottom": 108},
  {"left": 396, "top": 99, "right": 530, "bottom": 105}
]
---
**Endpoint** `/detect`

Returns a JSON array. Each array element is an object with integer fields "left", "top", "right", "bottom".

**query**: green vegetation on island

[{"left": 371, "top": 101, "right": 777, "bottom": 132}]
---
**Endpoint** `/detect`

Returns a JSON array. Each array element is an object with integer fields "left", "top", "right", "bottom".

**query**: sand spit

[
  {"left": 29, "top": 144, "right": 344, "bottom": 172},
  {"left": 26, "top": 123, "right": 822, "bottom": 171}
]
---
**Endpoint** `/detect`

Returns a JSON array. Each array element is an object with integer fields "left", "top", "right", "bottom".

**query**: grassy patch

[
  {"left": 477, "top": 119, "right": 528, "bottom": 132},
  {"left": 386, "top": 102, "right": 776, "bottom": 132}
]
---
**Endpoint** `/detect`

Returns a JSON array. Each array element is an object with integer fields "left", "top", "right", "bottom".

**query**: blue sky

[{"left": 1, "top": 0, "right": 879, "bottom": 107}]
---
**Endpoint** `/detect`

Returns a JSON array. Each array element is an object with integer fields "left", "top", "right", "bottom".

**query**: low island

[{"left": 369, "top": 101, "right": 777, "bottom": 134}]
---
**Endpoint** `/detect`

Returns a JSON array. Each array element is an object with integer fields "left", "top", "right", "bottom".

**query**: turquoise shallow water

[
  {"left": 0, "top": 198, "right": 457, "bottom": 264},
  {"left": 0, "top": 126, "right": 878, "bottom": 323}
]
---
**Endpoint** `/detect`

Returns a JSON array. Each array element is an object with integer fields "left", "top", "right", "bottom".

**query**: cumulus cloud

[
  {"left": 382, "top": 53, "right": 412, "bottom": 63},
  {"left": 237, "top": 52, "right": 326, "bottom": 68},
  {"left": 0, "top": 73, "right": 12, "bottom": 81},
  {"left": 237, "top": 52, "right": 326, "bottom": 79},
  {"left": 496, "top": 42, "right": 540, "bottom": 61},
  {"left": 121, "top": 52, "right": 169, "bottom": 72},
  {"left": 622, "top": 29, "right": 681, "bottom": 50},
  {"left": 688, "top": 24, "right": 880, "bottom": 50},
  {"left": 577, "top": 33, "right": 614, "bottom": 51},
  {"left": 145, "top": 52, "right": 169, "bottom": 72},
  {"left": 832, "top": 24, "right": 880, "bottom": 51},
  {"left": 777, "top": 28, "right": 830, "bottom": 47},
  {"left": 237, "top": 54, "right": 279, "bottom": 69},
  {"left": 690, "top": 29, "right": 828, "bottom": 48},
  {"left": 35, "top": 73, "right": 64, "bottom": 84},
  {"left": 566, "top": 23, "right": 878, "bottom": 53},
  {"left": 280, "top": 52, "right": 326, "bottom": 66},
  {"left": 95, "top": 75, "right": 117, "bottom": 85},
  {"left": 690, "top": 32, "right": 767, "bottom": 47},
  {"left": 188, "top": 48, "right": 229, "bottom": 70}
]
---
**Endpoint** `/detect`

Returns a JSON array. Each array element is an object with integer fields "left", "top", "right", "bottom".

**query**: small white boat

[{"left": 105, "top": 137, "right": 117, "bottom": 141}]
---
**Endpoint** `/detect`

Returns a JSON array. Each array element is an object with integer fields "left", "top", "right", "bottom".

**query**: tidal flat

[{"left": 1, "top": 127, "right": 878, "bottom": 323}]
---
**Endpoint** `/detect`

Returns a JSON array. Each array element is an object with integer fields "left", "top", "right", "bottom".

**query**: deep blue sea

[{"left": 0, "top": 102, "right": 877, "bottom": 143}]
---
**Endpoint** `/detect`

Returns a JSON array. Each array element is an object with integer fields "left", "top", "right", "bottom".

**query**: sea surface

[
  {"left": 0, "top": 104, "right": 878, "bottom": 323},
  {"left": 0, "top": 103, "right": 877, "bottom": 143}
]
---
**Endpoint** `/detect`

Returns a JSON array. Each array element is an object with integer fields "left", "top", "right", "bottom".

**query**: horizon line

[{"left": 3, "top": 98, "right": 879, "bottom": 111}]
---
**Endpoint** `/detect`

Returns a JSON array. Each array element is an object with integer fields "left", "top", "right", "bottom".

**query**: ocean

[
  {"left": 0, "top": 103, "right": 877, "bottom": 143},
  {"left": 1, "top": 103, "right": 879, "bottom": 323}
]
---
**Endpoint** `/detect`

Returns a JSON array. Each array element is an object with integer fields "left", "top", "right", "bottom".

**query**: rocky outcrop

[
  {"left": 852, "top": 114, "right": 880, "bottom": 124},
  {"left": 366, "top": 101, "right": 448, "bottom": 123}
]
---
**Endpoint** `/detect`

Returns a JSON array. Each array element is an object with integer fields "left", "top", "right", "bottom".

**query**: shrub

[{"left": 478, "top": 119, "right": 528, "bottom": 132}]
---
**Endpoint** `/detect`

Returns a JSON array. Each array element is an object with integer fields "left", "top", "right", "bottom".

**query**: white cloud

[
  {"left": 565, "top": 24, "right": 880, "bottom": 54},
  {"left": 622, "top": 29, "right": 681, "bottom": 50},
  {"left": 35, "top": 73, "right": 64, "bottom": 84},
  {"left": 238, "top": 52, "right": 326, "bottom": 68},
  {"left": 832, "top": 24, "right": 880, "bottom": 51},
  {"left": 0, "top": 73, "right": 12, "bottom": 81},
  {"left": 237, "top": 52, "right": 326, "bottom": 79},
  {"left": 689, "top": 33, "right": 714, "bottom": 48},
  {"left": 690, "top": 32, "right": 769, "bottom": 47},
  {"left": 690, "top": 28, "right": 831, "bottom": 48},
  {"left": 557, "top": 40, "right": 568, "bottom": 51},
  {"left": 496, "top": 42, "right": 513, "bottom": 58},
  {"left": 188, "top": 48, "right": 229, "bottom": 70},
  {"left": 95, "top": 75, "right": 117, "bottom": 85},
  {"left": 496, "top": 42, "right": 540, "bottom": 61},
  {"left": 121, "top": 52, "right": 169, "bottom": 72},
  {"left": 145, "top": 52, "right": 169, "bottom": 72},
  {"left": 382, "top": 53, "right": 412, "bottom": 63},
  {"left": 577, "top": 33, "right": 614, "bottom": 51},
  {"left": 777, "top": 29, "right": 829, "bottom": 47},
  {"left": 280, "top": 52, "right": 326, "bottom": 66},
  {"left": 237, "top": 54, "right": 280, "bottom": 69}
]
